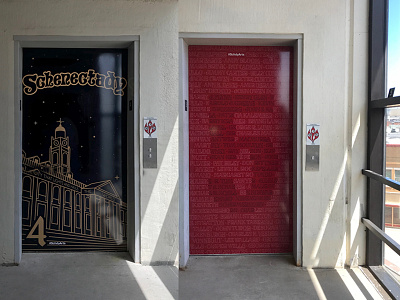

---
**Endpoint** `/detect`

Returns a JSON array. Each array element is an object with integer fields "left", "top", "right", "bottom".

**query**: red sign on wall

[{"left": 189, "top": 45, "right": 294, "bottom": 254}]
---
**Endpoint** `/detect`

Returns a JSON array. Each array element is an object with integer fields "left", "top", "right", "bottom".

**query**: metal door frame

[
  {"left": 13, "top": 35, "right": 140, "bottom": 263},
  {"left": 178, "top": 33, "right": 303, "bottom": 268}
]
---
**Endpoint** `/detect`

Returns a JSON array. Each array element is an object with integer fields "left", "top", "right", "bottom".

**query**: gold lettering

[
  {"left": 96, "top": 73, "right": 106, "bottom": 88},
  {"left": 114, "top": 75, "right": 127, "bottom": 96},
  {"left": 78, "top": 72, "right": 87, "bottom": 85},
  {"left": 61, "top": 73, "right": 71, "bottom": 86},
  {"left": 70, "top": 72, "right": 79, "bottom": 85},
  {"left": 104, "top": 71, "right": 114, "bottom": 90},
  {"left": 22, "top": 70, "right": 128, "bottom": 96},
  {"left": 22, "top": 74, "right": 38, "bottom": 95},
  {"left": 54, "top": 74, "right": 62, "bottom": 86},
  {"left": 87, "top": 69, "right": 97, "bottom": 86},
  {"left": 37, "top": 76, "right": 46, "bottom": 89},
  {"left": 44, "top": 71, "right": 54, "bottom": 87}
]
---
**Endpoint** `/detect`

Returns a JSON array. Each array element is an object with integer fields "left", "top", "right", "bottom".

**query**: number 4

[{"left": 27, "top": 216, "right": 47, "bottom": 247}]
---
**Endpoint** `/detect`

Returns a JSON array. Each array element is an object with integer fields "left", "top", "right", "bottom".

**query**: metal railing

[
  {"left": 362, "top": 218, "right": 400, "bottom": 257},
  {"left": 362, "top": 169, "right": 400, "bottom": 257},
  {"left": 362, "top": 169, "right": 400, "bottom": 299},
  {"left": 362, "top": 169, "right": 400, "bottom": 190}
]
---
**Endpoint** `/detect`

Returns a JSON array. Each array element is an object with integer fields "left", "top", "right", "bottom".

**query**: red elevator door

[{"left": 189, "top": 45, "right": 293, "bottom": 254}]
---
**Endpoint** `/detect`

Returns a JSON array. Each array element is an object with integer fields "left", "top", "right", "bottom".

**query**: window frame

[
  {"left": 366, "top": 0, "right": 389, "bottom": 267},
  {"left": 364, "top": 0, "right": 400, "bottom": 295}
]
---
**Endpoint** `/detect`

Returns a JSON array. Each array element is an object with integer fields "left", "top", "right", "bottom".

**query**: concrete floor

[
  {"left": 0, "top": 252, "right": 178, "bottom": 300},
  {"left": 0, "top": 253, "right": 394, "bottom": 299},
  {"left": 179, "top": 255, "right": 391, "bottom": 300}
]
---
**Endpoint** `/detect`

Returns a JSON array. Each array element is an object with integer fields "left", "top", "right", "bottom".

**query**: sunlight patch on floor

[
  {"left": 307, "top": 268, "right": 328, "bottom": 300},
  {"left": 126, "top": 260, "right": 176, "bottom": 300}
]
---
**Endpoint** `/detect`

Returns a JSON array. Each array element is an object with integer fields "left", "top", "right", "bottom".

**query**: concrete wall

[
  {"left": 0, "top": 0, "right": 368, "bottom": 268},
  {"left": 0, "top": 0, "right": 179, "bottom": 266},
  {"left": 179, "top": 0, "right": 368, "bottom": 268}
]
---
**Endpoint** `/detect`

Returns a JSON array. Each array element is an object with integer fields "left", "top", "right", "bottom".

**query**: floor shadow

[
  {"left": 0, "top": 252, "right": 171, "bottom": 300},
  {"left": 347, "top": 269, "right": 376, "bottom": 300},
  {"left": 313, "top": 269, "right": 357, "bottom": 299}
]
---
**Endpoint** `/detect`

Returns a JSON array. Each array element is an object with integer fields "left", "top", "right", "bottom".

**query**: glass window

[
  {"left": 384, "top": 0, "right": 400, "bottom": 279},
  {"left": 385, "top": 206, "right": 393, "bottom": 227},
  {"left": 394, "top": 206, "right": 400, "bottom": 227},
  {"left": 387, "top": 0, "right": 400, "bottom": 98},
  {"left": 395, "top": 170, "right": 400, "bottom": 182}
]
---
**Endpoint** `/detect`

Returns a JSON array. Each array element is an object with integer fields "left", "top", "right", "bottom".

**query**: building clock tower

[{"left": 49, "top": 118, "right": 73, "bottom": 178}]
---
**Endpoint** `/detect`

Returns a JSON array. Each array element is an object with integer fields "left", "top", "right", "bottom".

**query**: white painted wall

[
  {"left": 179, "top": 0, "right": 368, "bottom": 268},
  {"left": 0, "top": 0, "right": 179, "bottom": 266}
]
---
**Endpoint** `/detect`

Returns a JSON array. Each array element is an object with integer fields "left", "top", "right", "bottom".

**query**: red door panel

[{"left": 189, "top": 45, "right": 293, "bottom": 254}]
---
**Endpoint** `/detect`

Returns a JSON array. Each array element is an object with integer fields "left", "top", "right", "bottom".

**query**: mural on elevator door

[
  {"left": 22, "top": 48, "right": 128, "bottom": 251},
  {"left": 189, "top": 45, "right": 294, "bottom": 254}
]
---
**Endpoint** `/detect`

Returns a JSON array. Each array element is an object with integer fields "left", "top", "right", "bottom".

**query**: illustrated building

[{"left": 22, "top": 120, "right": 127, "bottom": 251}]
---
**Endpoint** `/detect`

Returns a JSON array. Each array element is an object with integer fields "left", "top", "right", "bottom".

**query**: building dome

[{"left": 55, "top": 119, "right": 66, "bottom": 137}]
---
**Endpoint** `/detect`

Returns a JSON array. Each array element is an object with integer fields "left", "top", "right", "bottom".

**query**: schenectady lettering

[{"left": 23, "top": 69, "right": 127, "bottom": 96}]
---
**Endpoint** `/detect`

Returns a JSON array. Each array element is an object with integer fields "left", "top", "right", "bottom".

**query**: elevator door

[
  {"left": 22, "top": 48, "right": 128, "bottom": 251},
  {"left": 189, "top": 45, "right": 293, "bottom": 254}
]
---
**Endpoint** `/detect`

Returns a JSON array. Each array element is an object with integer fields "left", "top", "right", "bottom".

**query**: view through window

[{"left": 384, "top": 0, "right": 400, "bottom": 279}]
